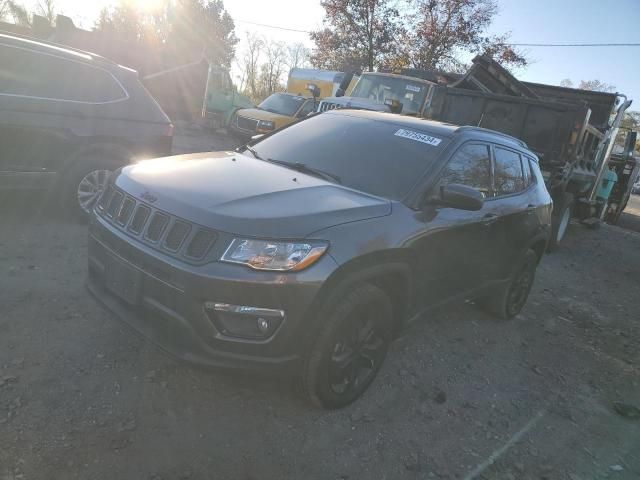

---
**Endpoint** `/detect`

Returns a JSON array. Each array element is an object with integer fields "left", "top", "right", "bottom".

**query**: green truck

[{"left": 202, "top": 65, "right": 254, "bottom": 130}]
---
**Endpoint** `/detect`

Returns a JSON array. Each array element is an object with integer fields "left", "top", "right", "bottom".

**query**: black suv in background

[
  {"left": 0, "top": 33, "right": 173, "bottom": 218},
  {"left": 88, "top": 110, "right": 552, "bottom": 408}
]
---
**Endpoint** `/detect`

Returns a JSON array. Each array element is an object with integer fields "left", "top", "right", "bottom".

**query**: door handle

[{"left": 482, "top": 213, "right": 499, "bottom": 225}]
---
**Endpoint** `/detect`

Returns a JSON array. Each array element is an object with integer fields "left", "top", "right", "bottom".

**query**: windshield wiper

[
  {"left": 243, "top": 145, "right": 262, "bottom": 159},
  {"left": 266, "top": 158, "right": 341, "bottom": 184}
]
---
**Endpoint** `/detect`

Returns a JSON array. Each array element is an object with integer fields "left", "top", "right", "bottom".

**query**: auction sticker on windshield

[
  {"left": 394, "top": 128, "right": 442, "bottom": 146},
  {"left": 405, "top": 84, "right": 421, "bottom": 92}
]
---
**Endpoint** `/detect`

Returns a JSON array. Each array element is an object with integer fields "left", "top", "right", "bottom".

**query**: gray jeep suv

[{"left": 87, "top": 110, "right": 552, "bottom": 408}]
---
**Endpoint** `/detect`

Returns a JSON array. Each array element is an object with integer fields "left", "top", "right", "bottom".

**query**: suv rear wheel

[
  {"left": 63, "top": 150, "right": 126, "bottom": 221},
  {"left": 481, "top": 249, "right": 538, "bottom": 320},
  {"left": 300, "top": 283, "right": 393, "bottom": 409}
]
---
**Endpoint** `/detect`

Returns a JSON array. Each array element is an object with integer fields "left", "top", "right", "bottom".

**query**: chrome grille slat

[
  {"left": 106, "top": 191, "right": 123, "bottom": 218},
  {"left": 144, "top": 213, "right": 169, "bottom": 242},
  {"left": 97, "top": 187, "right": 217, "bottom": 262},
  {"left": 116, "top": 197, "right": 135, "bottom": 226},
  {"left": 185, "top": 229, "right": 217, "bottom": 259},
  {"left": 128, "top": 205, "right": 150, "bottom": 234},
  {"left": 164, "top": 221, "right": 191, "bottom": 252}
]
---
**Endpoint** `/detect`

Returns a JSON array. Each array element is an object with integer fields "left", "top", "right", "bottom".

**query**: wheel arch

[{"left": 310, "top": 250, "right": 415, "bottom": 337}]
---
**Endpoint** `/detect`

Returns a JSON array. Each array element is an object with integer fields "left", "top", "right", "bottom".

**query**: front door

[{"left": 412, "top": 142, "right": 496, "bottom": 306}]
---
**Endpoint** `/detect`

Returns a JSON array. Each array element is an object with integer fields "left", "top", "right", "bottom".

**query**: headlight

[
  {"left": 257, "top": 120, "right": 275, "bottom": 130},
  {"left": 221, "top": 238, "right": 328, "bottom": 271}
]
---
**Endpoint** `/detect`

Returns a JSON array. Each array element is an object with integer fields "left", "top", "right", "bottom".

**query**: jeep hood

[{"left": 115, "top": 152, "right": 391, "bottom": 238}]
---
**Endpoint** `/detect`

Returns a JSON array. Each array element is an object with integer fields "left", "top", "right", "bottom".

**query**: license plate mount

[{"left": 104, "top": 256, "right": 142, "bottom": 305}]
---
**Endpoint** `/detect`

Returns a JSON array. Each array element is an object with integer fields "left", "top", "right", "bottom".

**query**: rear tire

[
  {"left": 299, "top": 283, "right": 393, "bottom": 409},
  {"left": 547, "top": 192, "right": 574, "bottom": 252},
  {"left": 480, "top": 249, "right": 538, "bottom": 320},
  {"left": 62, "top": 153, "right": 125, "bottom": 222}
]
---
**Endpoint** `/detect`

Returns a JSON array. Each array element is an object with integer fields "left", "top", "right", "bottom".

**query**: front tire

[
  {"left": 300, "top": 284, "right": 393, "bottom": 409},
  {"left": 481, "top": 249, "right": 538, "bottom": 320}
]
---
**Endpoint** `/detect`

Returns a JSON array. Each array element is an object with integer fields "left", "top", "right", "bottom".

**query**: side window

[
  {"left": 439, "top": 143, "right": 491, "bottom": 197},
  {"left": 297, "top": 100, "right": 315, "bottom": 118},
  {"left": 0, "top": 44, "right": 126, "bottom": 103},
  {"left": 494, "top": 147, "right": 525, "bottom": 196}
]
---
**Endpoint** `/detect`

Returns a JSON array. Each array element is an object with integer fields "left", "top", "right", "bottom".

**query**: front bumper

[{"left": 87, "top": 215, "right": 337, "bottom": 372}]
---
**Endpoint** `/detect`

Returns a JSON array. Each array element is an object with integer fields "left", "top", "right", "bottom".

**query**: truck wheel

[
  {"left": 63, "top": 154, "right": 124, "bottom": 221},
  {"left": 480, "top": 249, "right": 538, "bottom": 320},
  {"left": 547, "top": 192, "right": 574, "bottom": 251},
  {"left": 300, "top": 283, "right": 393, "bottom": 409}
]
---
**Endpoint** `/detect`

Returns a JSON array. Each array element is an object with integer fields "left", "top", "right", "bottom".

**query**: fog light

[
  {"left": 257, "top": 317, "right": 270, "bottom": 333},
  {"left": 204, "top": 302, "right": 284, "bottom": 339}
]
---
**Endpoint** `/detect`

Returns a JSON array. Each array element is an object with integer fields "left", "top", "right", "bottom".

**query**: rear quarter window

[
  {"left": 494, "top": 147, "right": 526, "bottom": 196},
  {"left": 0, "top": 44, "right": 127, "bottom": 103}
]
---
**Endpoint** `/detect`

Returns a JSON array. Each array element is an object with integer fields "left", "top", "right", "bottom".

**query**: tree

[
  {"left": 577, "top": 79, "right": 616, "bottom": 93},
  {"left": 95, "top": 0, "right": 237, "bottom": 68},
  {"left": 287, "top": 42, "right": 310, "bottom": 69},
  {"left": 402, "top": 0, "right": 527, "bottom": 71},
  {"left": 37, "top": 0, "right": 56, "bottom": 26},
  {"left": 259, "top": 40, "right": 287, "bottom": 96},
  {"left": 240, "top": 33, "right": 264, "bottom": 100},
  {"left": 616, "top": 111, "right": 640, "bottom": 152},
  {"left": 559, "top": 78, "right": 617, "bottom": 93},
  {"left": 0, "top": 1, "right": 10, "bottom": 20},
  {"left": 167, "top": 0, "right": 237, "bottom": 67},
  {"left": 5, "top": 0, "right": 31, "bottom": 26},
  {"left": 310, "top": 0, "right": 404, "bottom": 72}
]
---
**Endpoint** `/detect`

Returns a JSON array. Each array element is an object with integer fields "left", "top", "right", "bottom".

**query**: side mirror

[
  {"left": 335, "top": 88, "right": 345, "bottom": 97},
  {"left": 436, "top": 184, "right": 484, "bottom": 211},
  {"left": 306, "top": 83, "right": 320, "bottom": 99}
]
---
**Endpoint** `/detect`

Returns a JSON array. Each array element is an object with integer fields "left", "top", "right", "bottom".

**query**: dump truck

[{"left": 317, "top": 57, "right": 635, "bottom": 248}]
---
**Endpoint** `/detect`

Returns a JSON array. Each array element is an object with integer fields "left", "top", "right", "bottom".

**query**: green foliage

[
  {"left": 95, "top": 0, "right": 237, "bottom": 68},
  {"left": 311, "top": 0, "right": 528, "bottom": 73}
]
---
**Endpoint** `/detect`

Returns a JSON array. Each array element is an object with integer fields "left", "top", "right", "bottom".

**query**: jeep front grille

[{"left": 95, "top": 187, "right": 218, "bottom": 263}]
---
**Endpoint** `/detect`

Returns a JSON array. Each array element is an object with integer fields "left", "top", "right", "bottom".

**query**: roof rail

[
  {"left": 456, "top": 125, "right": 528, "bottom": 148},
  {"left": 0, "top": 30, "right": 116, "bottom": 66}
]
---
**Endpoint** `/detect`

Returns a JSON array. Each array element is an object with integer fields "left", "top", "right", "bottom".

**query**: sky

[{"left": 20, "top": 0, "right": 640, "bottom": 103}]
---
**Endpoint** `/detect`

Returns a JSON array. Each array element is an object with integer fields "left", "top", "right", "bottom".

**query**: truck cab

[
  {"left": 204, "top": 66, "right": 254, "bottom": 130},
  {"left": 317, "top": 72, "right": 436, "bottom": 116}
]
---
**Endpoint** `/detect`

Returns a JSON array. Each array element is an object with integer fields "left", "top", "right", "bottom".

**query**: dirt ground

[{"left": 1, "top": 131, "right": 639, "bottom": 479}]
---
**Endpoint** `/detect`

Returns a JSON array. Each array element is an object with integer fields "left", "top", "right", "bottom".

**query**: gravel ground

[{"left": 1, "top": 133, "right": 639, "bottom": 479}]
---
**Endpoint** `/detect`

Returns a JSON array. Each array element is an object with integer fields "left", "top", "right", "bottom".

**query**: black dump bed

[{"left": 418, "top": 56, "right": 621, "bottom": 194}]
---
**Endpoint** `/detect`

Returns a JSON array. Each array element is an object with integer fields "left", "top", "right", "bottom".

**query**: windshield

[
  {"left": 247, "top": 112, "right": 448, "bottom": 200},
  {"left": 350, "top": 74, "right": 430, "bottom": 114},
  {"left": 258, "top": 93, "right": 306, "bottom": 116}
]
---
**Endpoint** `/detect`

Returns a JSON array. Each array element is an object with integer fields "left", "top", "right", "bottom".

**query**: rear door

[
  {"left": 484, "top": 145, "right": 534, "bottom": 280},
  {"left": 413, "top": 142, "right": 496, "bottom": 305},
  {"left": 0, "top": 43, "right": 127, "bottom": 187}
]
